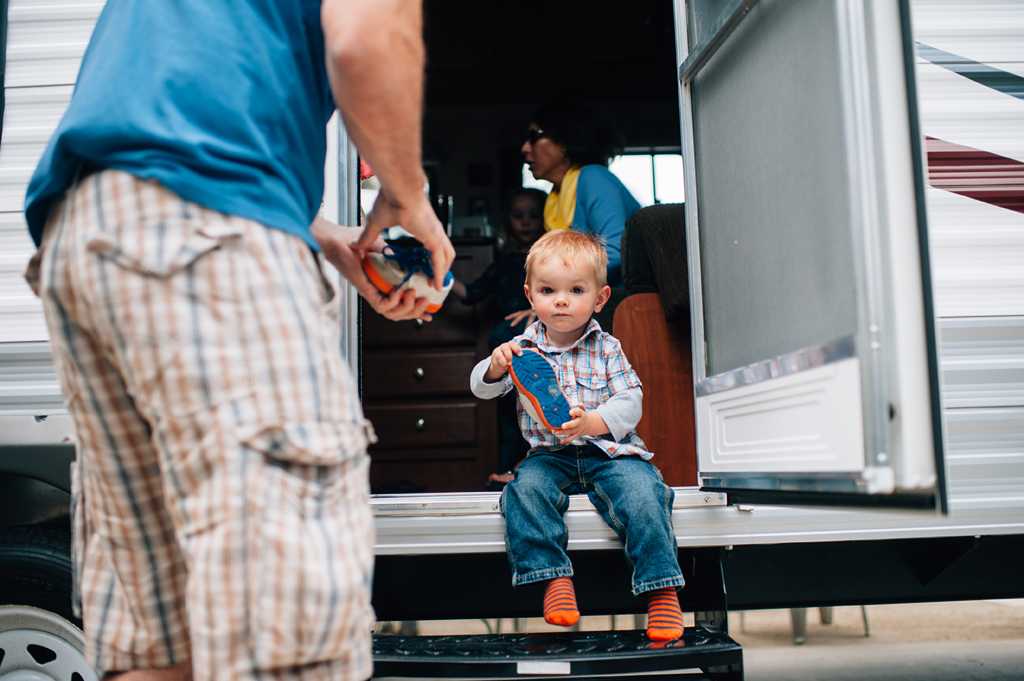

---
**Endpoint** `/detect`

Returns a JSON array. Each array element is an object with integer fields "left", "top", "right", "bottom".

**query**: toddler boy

[{"left": 470, "top": 229, "right": 685, "bottom": 641}]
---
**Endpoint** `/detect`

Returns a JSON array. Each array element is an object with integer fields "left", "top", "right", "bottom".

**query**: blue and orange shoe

[
  {"left": 509, "top": 348, "right": 572, "bottom": 431},
  {"left": 362, "top": 245, "right": 454, "bottom": 313}
]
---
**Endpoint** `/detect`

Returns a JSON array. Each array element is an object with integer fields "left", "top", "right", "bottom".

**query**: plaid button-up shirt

[{"left": 473, "top": 319, "right": 650, "bottom": 460}]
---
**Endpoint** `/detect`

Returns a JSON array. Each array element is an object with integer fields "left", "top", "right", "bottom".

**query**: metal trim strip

[
  {"left": 678, "top": 0, "right": 763, "bottom": 84},
  {"left": 694, "top": 336, "right": 856, "bottom": 397},
  {"left": 674, "top": 2, "right": 707, "bottom": 382},
  {"left": 371, "top": 490, "right": 729, "bottom": 518},
  {"left": 901, "top": 0, "right": 948, "bottom": 514}
]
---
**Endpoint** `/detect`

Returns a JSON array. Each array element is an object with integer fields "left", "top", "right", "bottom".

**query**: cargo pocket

[
  {"left": 241, "top": 421, "right": 375, "bottom": 668},
  {"left": 85, "top": 217, "right": 244, "bottom": 279}
]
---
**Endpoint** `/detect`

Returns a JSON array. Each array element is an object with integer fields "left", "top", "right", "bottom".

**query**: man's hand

[
  {"left": 558, "top": 407, "right": 610, "bottom": 442},
  {"left": 505, "top": 309, "right": 536, "bottom": 329},
  {"left": 485, "top": 341, "right": 522, "bottom": 383},
  {"left": 352, "top": 191, "right": 455, "bottom": 291},
  {"left": 311, "top": 217, "right": 433, "bottom": 322}
]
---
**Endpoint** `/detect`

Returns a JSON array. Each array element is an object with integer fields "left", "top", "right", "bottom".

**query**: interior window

[{"left": 524, "top": 153, "right": 685, "bottom": 207}]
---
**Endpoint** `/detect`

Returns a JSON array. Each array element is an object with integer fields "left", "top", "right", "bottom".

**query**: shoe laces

[{"left": 381, "top": 246, "right": 448, "bottom": 287}]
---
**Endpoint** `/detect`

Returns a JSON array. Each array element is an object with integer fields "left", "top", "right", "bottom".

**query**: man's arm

[{"left": 320, "top": 0, "right": 454, "bottom": 289}]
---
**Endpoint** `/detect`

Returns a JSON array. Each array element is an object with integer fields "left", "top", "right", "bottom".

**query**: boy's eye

[
  {"left": 541, "top": 287, "right": 554, "bottom": 294},
  {"left": 571, "top": 287, "right": 583, "bottom": 294}
]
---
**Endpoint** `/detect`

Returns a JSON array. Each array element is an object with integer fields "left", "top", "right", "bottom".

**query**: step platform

[{"left": 373, "top": 625, "right": 743, "bottom": 680}]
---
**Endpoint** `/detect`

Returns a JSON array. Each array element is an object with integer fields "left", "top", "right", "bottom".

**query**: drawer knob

[
  {"left": 414, "top": 367, "right": 425, "bottom": 380},
  {"left": 415, "top": 418, "right": 426, "bottom": 432},
  {"left": 413, "top": 318, "right": 425, "bottom": 329}
]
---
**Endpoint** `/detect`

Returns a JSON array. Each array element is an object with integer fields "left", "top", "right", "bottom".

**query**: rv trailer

[{"left": 0, "top": 0, "right": 1021, "bottom": 679}]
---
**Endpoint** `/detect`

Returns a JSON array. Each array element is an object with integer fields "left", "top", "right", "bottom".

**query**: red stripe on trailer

[{"left": 926, "top": 136, "right": 1024, "bottom": 215}]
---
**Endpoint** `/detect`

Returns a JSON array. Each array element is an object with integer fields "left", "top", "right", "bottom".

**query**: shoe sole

[
  {"left": 362, "top": 252, "right": 453, "bottom": 313},
  {"left": 509, "top": 349, "right": 572, "bottom": 430}
]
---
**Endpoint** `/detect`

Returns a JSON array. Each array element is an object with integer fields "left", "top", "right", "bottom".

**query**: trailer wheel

[{"left": 0, "top": 525, "right": 98, "bottom": 680}]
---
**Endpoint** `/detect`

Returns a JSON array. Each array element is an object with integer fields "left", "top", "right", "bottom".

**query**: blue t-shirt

[
  {"left": 25, "top": 0, "right": 335, "bottom": 248},
  {"left": 572, "top": 165, "right": 641, "bottom": 288}
]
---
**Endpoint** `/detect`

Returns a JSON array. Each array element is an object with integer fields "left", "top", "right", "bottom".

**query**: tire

[
  {"left": 0, "top": 526, "right": 76, "bottom": 623},
  {"left": 0, "top": 525, "right": 98, "bottom": 680}
]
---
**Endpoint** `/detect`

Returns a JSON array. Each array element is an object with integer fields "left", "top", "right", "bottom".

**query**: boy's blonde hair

[{"left": 525, "top": 229, "right": 608, "bottom": 288}]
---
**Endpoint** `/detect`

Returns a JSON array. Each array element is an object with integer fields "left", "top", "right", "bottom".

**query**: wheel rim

[{"left": 0, "top": 605, "right": 98, "bottom": 681}]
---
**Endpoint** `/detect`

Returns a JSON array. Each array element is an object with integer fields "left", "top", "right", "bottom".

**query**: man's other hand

[
  {"left": 311, "top": 217, "right": 434, "bottom": 322},
  {"left": 352, "top": 191, "right": 455, "bottom": 291}
]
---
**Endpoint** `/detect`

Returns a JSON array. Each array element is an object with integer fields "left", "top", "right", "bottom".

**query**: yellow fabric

[{"left": 544, "top": 165, "right": 582, "bottom": 231}]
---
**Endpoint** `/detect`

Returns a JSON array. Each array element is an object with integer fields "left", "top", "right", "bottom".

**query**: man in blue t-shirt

[{"left": 24, "top": 2, "right": 453, "bottom": 680}]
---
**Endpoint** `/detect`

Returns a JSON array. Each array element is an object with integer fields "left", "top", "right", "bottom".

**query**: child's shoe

[
  {"left": 509, "top": 348, "right": 572, "bottom": 430},
  {"left": 362, "top": 245, "right": 454, "bottom": 313}
]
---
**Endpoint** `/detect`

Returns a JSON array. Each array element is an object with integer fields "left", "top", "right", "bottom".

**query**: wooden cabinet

[{"left": 361, "top": 241, "right": 498, "bottom": 493}]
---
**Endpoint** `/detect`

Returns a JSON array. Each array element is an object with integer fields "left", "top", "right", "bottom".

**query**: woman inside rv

[{"left": 519, "top": 102, "right": 640, "bottom": 288}]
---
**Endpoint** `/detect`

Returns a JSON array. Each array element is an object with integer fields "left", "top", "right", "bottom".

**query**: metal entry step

[{"left": 372, "top": 626, "right": 743, "bottom": 680}]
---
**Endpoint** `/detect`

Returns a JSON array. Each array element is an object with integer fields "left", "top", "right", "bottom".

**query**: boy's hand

[
  {"left": 485, "top": 341, "right": 522, "bottom": 383},
  {"left": 558, "top": 407, "right": 610, "bottom": 442}
]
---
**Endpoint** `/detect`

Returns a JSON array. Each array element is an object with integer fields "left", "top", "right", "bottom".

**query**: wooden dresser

[{"left": 360, "top": 240, "right": 499, "bottom": 493}]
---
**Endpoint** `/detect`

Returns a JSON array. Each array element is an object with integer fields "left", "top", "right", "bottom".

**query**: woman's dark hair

[
  {"left": 501, "top": 187, "right": 548, "bottom": 251},
  {"left": 530, "top": 102, "right": 625, "bottom": 167}
]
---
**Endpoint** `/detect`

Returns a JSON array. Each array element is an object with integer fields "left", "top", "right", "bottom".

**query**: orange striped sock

[
  {"left": 646, "top": 587, "right": 684, "bottom": 641},
  {"left": 543, "top": 577, "right": 579, "bottom": 627}
]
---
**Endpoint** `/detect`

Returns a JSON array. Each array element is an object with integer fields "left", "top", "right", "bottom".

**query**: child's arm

[
  {"left": 594, "top": 387, "right": 643, "bottom": 441},
  {"left": 469, "top": 341, "right": 521, "bottom": 399},
  {"left": 557, "top": 388, "right": 642, "bottom": 442},
  {"left": 557, "top": 407, "right": 610, "bottom": 442},
  {"left": 484, "top": 341, "right": 522, "bottom": 383}
]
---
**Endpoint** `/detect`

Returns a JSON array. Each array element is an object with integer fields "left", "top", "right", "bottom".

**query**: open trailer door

[{"left": 676, "top": 0, "right": 948, "bottom": 511}]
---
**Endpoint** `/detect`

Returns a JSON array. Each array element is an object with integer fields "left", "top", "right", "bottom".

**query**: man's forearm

[{"left": 322, "top": 0, "right": 427, "bottom": 206}]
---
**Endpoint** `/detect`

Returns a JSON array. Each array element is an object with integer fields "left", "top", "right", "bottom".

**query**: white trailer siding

[{"left": 0, "top": 1, "right": 99, "bottom": 345}]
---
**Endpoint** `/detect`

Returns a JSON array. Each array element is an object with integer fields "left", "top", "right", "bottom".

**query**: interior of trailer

[{"left": 362, "top": 0, "right": 696, "bottom": 495}]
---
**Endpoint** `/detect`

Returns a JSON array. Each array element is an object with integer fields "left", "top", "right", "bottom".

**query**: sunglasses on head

[{"left": 525, "top": 128, "right": 547, "bottom": 145}]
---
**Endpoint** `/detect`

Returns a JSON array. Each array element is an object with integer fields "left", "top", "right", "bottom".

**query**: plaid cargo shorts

[{"left": 30, "top": 170, "right": 376, "bottom": 681}]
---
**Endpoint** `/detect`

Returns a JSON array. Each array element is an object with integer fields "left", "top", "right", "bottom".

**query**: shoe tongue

[{"left": 385, "top": 246, "right": 435, "bottom": 278}]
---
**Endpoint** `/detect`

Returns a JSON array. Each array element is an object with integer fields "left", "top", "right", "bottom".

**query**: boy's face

[{"left": 524, "top": 255, "right": 611, "bottom": 346}]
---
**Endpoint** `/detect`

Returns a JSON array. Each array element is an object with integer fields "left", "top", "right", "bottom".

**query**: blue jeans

[{"left": 500, "top": 445, "right": 684, "bottom": 595}]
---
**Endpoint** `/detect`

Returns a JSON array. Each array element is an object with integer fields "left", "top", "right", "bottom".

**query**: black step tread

[{"left": 373, "top": 627, "right": 742, "bottom": 678}]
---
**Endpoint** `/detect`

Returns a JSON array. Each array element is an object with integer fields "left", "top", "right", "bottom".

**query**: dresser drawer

[
  {"left": 362, "top": 304, "right": 478, "bottom": 346},
  {"left": 365, "top": 401, "right": 478, "bottom": 448},
  {"left": 363, "top": 350, "right": 477, "bottom": 398}
]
